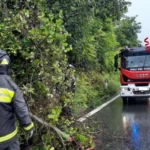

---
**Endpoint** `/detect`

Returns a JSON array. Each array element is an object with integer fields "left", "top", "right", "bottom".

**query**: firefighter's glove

[
  {"left": 26, "top": 129, "right": 34, "bottom": 139},
  {"left": 24, "top": 122, "right": 34, "bottom": 140}
]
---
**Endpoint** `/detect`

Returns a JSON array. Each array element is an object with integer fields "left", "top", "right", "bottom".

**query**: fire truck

[{"left": 114, "top": 46, "right": 150, "bottom": 103}]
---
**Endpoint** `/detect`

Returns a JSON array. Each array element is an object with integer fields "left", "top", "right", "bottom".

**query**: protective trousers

[{"left": 1, "top": 138, "right": 20, "bottom": 150}]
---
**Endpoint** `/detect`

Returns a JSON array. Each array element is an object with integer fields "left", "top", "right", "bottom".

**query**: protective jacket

[{"left": 0, "top": 50, "right": 33, "bottom": 148}]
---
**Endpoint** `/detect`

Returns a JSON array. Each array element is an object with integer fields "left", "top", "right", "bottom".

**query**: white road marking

[{"left": 77, "top": 94, "right": 120, "bottom": 122}]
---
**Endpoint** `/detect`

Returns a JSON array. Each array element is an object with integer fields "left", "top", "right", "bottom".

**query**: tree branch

[
  {"left": 29, "top": 113, "right": 93, "bottom": 150},
  {"left": 29, "top": 112, "right": 70, "bottom": 149}
]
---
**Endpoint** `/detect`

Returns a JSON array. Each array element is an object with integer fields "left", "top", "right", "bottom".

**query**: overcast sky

[{"left": 126, "top": 0, "right": 150, "bottom": 45}]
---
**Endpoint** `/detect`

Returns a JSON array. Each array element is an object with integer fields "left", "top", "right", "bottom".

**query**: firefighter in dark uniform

[{"left": 0, "top": 50, "right": 34, "bottom": 150}]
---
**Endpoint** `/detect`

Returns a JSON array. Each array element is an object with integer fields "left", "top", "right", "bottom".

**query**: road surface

[{"left": 84, "top": 97, "right": 150, "bottom": 150}]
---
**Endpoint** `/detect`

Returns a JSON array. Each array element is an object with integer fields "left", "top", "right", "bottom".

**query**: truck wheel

[{"left": 122, "top": 97, "right": 128, "bottom": 104}]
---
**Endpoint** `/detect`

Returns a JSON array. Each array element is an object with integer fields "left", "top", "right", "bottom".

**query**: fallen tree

[{"left": 30, "top": 112, "right": 94, "bottom": 150}]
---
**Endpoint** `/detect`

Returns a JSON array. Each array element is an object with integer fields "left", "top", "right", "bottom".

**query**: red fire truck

[{"left": 114, "top": 46, "right": 150, "bottom": 103}]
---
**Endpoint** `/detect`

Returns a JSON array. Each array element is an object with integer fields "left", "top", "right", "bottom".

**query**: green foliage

[
  {"left": 0, "top": 1, "right": 71, "bottom": 102},
  {"left": 94, "top": 18, "right": 119, "bottom": 71},
  {"left": 73, "top": 71, "right": 119, "bottom": 111},
  {"left": 46, "top": 0, "right": 131, "bottom": 69},
  {"left": 72, "top": 73, "right": 97, "bottom": 113},
  {"left": 75, "top": 134, "right": 88, "bottom": 145},
  {"left": 115, "top": 16, "right": 141, "bottom": 47},
  {"left": 105, "top": 73, "right": 120, "bottom": 95},
  {"left": 48, "top": 106, "right": 62, "bottom": 123}
]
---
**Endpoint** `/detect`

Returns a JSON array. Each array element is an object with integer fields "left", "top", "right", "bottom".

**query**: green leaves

[
  {"left": 115, "top": 16, "right": 141, "bottom": 47},
  {"left": 48, "top": 106, "right": 62, "bottom": 123}
]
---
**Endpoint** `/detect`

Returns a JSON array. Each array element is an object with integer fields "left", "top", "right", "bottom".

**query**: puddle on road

[{"left": 84, "top": 97, "right": 150, "bottom": 150}]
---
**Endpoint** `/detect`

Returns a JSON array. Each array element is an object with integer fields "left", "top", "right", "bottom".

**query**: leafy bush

[
  {"left": 72, "top": 71, "right": 119, "bottom": 112},
  {"left": 104, "top": 73, "right": 120, "bottom": 95}
]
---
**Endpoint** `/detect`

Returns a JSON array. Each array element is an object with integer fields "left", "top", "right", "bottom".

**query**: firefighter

[
  {"left": 65, "top": 64, "right": 76, "bottom": 93},
  {"left": 60, "top": 64, "right": 76, "bottom": 116},
  {"left": 0, "top": 50, "right": 34, "bottom": 150}
]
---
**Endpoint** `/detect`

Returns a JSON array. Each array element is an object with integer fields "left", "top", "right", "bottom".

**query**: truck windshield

[{"left": 121, "top": 51, "right": 150, "bottom": 70}]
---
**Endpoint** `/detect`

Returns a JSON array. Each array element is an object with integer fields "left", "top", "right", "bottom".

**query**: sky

[{"left": 126, "top": 0, "right": 150, "bottom": 45}]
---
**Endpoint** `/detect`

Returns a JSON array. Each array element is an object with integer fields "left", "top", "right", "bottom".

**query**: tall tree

[
  {"left": 46, "top": 0, "right": 131, "bottom": 69},
  {"left": 115, "top": 16, "right": 141, "bottom": 47}
]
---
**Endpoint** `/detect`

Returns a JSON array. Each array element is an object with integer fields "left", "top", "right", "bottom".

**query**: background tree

[{"left": 115, "top": 16, "right": 141, "bottom": 47}]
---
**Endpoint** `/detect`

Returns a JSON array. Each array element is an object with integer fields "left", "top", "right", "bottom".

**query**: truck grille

[
  {"left": 133, "top": 91, "right": 150, "bottom": 94},
  {"left": 123, "top": 75, "right": 150, "bottom": 82},
  {"left": 135, "top": 84, "right": 148, "bottom": 86},
  {"left": 131, "top": 79, "right": 150, "bottom": 82}
]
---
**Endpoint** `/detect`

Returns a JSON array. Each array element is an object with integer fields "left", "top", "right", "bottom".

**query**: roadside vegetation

[{"left": 0, "top": 0, "right": 141, "bottom": 149}]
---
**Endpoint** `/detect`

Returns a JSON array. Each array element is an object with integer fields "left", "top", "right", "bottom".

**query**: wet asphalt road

[{"left": 85, "top": 97, "right": 150, "bottom": 150}]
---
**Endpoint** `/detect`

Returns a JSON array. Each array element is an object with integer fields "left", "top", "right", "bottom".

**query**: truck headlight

[{"left": 121, "top": 87, "right": 127, "bottom": 91}]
